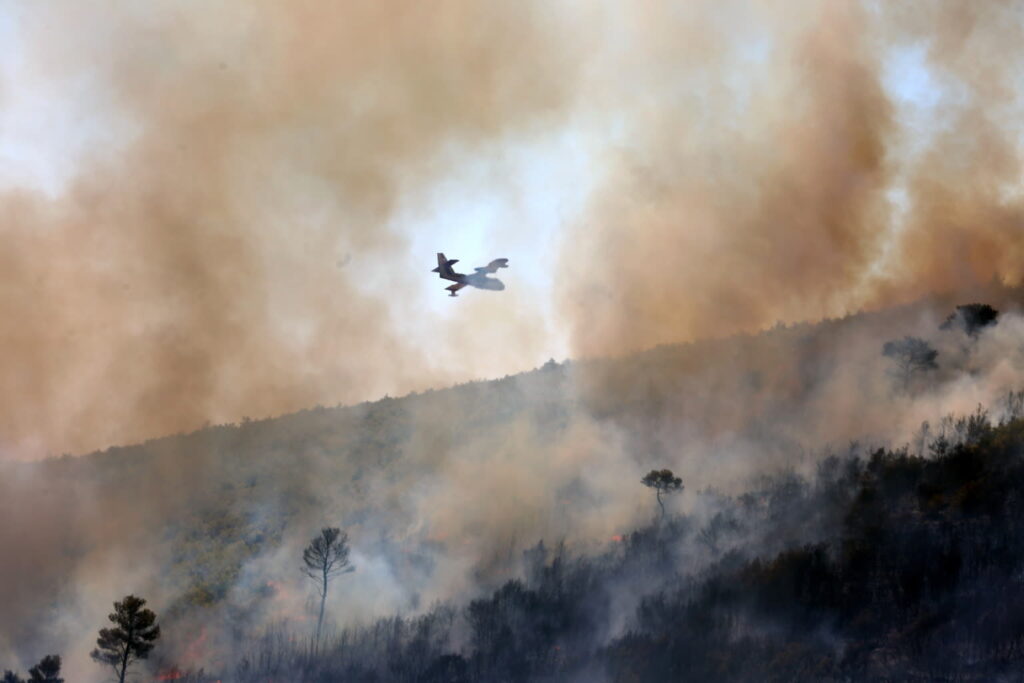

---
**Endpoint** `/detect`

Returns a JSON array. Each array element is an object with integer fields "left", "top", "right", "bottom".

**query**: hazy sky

[
  {"left": 1, "top": 1, "right": 1021, "bottom": 459},
  {"left": 0, "top": 3, "right": 586, "bottom": 351},
  {"left": 0, "top": 1, "right": 931, "bottom": 334}
]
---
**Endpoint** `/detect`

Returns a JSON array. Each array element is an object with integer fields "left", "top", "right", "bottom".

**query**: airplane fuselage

[{"left": 460, "top": 272, "right": 505, "bottom": 290}]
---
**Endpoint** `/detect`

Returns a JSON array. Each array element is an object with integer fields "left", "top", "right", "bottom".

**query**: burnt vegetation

[
  {"left": 5, "top": 298, "right": 1024, "bottom": 681},
  {"left": 302, "top": 527, "right": 355, "bottom": 651},
  {"left": 940, "top": 303, "right": 1001, "bottom": 337},
  {"left": 216, "top": 410, "right": 1024, "bottom": 682},
  {"left": 3, "top": 655, "right": 62, "bottom": 683},
  {"left": 882, "top": 336, "right": 938, "bottom": 392}
]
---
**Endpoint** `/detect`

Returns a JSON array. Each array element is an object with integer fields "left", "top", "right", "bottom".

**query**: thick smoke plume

[
  {"left": 5, "top": 1, "right": 1024, "bottom": 680},
  {"left": 558, "top": 1, "right": 1024, "bottom": 357},
  {"left": 0, "top": 1, "right": 581, "bottom": 459},
  {"left": 5, "top": 2, "right": 1024, "bottom": 458}
]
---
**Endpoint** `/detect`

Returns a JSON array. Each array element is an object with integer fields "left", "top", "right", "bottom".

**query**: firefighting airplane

[{"left": 432, "top": 252, "right": 509, "bottom": 297}]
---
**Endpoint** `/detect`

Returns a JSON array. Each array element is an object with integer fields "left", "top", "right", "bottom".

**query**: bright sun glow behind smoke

[{"left": 0, "top": 0, "right": 997, "bottom": 458}]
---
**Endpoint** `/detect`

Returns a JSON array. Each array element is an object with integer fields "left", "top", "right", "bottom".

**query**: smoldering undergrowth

[
  {"left": 178, "top": 398, "right": 1024, "bottom": 682},
  {"left": 6, "top": 292, "right": 1024, "bottom": 680}
]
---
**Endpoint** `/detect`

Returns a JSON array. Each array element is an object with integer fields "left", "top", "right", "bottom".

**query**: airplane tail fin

[
  {"left": 432, "top": 253, "right": 459, "bottom": 276},
  {"left": 431, "top": 252, "right": 444, "bottom": 273}
]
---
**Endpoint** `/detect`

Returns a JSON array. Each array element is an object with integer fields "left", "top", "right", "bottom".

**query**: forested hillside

[
  {"left": 4, "top": 287, "right": 1024, "bottom": 680},
  {"left": 222, "top": 409, "right": 1024, "bottom": 681}
]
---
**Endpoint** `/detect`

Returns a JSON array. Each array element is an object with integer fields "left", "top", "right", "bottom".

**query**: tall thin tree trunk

[
  {"left": 118, "top": 642, "right": 130, "bottom": 683},
  {"left": 315, "top": 572, "right": 327, "bottom": 652},
  {"left": 657, "top": 490, "right": 665, "bottom": 521}
]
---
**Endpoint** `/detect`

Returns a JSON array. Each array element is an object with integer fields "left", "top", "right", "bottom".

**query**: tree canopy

[
  {"left": 90, "top": 595, "right": 160, "bottom": 683},
  {"left": 641, "top": 469, "right": 684, "bottom": 520},
  {"left": 940, "top": 303, "right": 999, "bottom": 336},
  {"left": 4, "top": 655, "right": 63, "bottom": 683},
  {"left": 26, "top": 656, "right": 62, "bottom": 683},
  {"left": 882, "top": 336, "right": 938, "bottom": 391}
]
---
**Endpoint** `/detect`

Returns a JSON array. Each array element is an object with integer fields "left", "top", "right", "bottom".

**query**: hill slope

[{"left": 3, "top": 286, "right": 1024, "bottom": 679}]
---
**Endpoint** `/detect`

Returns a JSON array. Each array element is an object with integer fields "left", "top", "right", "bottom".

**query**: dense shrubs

[{"left": 219, "top": 414, "right": 1024, "bottom": 682}]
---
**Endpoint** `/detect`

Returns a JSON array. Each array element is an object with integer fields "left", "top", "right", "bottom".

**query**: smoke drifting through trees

[
  {"left": 301, "top": 528, "right": 354, "bottom": 651},
  {"left": 3, "top": 655, "right": 62, "bottom": 683},
  {"left": 90, "top": 406, "right": 1024, "bottom": 682},
  {"left": 6, "top": 291, "right": 1024, "bottom": 679},
  {"left": 941, "top": 303, "right": 1001, "bottom": 337},
  {"left": 883, "top": 336, "right": 939, "bottom": 392},
  {"left": 5, "top": 1, "right": 1024, "bottom": 680}
]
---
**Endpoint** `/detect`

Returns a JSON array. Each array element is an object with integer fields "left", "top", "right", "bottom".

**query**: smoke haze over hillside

[
  {"left": 5, "top": 289, "right": 1024, "bottom": 678},
  {"left": 558, "top": 1, "right": 1024, "bottom": 357},
  {"left": 1, "top": 2, "right": 1024, "bottom": 458},
  {"left": 5, "top": 3, "right": 1024, "bottom": 679},
  {"left": 0, "top": 0, "right": 584, "bottom": 458}
]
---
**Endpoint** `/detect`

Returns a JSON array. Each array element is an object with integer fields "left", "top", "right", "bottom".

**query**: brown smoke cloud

[
  {"left": 557, "top": 0, "right": 1024, "bottom": 358},
  {"left": 0, "top": 1, "right": 582, "bottom": 459},
  {"left": 888, "top": 2, "right": 1024, "bottom": 298},
  {"left": 8, "top": 3, "right": 1024, "bottom": 675},
  {"left": 9, "top": 1, "right": 1024, "bottom": 460}
]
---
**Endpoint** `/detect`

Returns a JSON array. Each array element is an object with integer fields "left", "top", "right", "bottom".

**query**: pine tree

[
  {"left": 882, "top": 336, "right": 938, "bottom": 392},
  {"left": 26, "top": 655, "right": 62, "bottom": 683},
  {"left": 641, "top": 469, "right": 684, "bottom": 521},
  {"left": 302, "top": 527, "right": 355, "bottom": 650},
  {"left": 90, "top": 595, "right": 160, "bottom": 683},
  {"left": 940, "top": 303, "right": 999, "bottom": 337}
]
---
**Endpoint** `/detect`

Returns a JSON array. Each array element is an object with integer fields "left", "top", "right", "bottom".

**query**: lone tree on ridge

[{"left": 641, "top": 469, "right": 683, "bottom": 521}]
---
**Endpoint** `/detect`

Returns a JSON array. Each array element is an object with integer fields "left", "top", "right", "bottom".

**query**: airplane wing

[
  {"left": 432, "top": 253, "right": 461, "bottom": 281},
  {"left": 445, "top": 283, "right": 467, "bottom": 297},
  {"left": 474, "top": 258, "right": 509, "bottom": 274}
]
